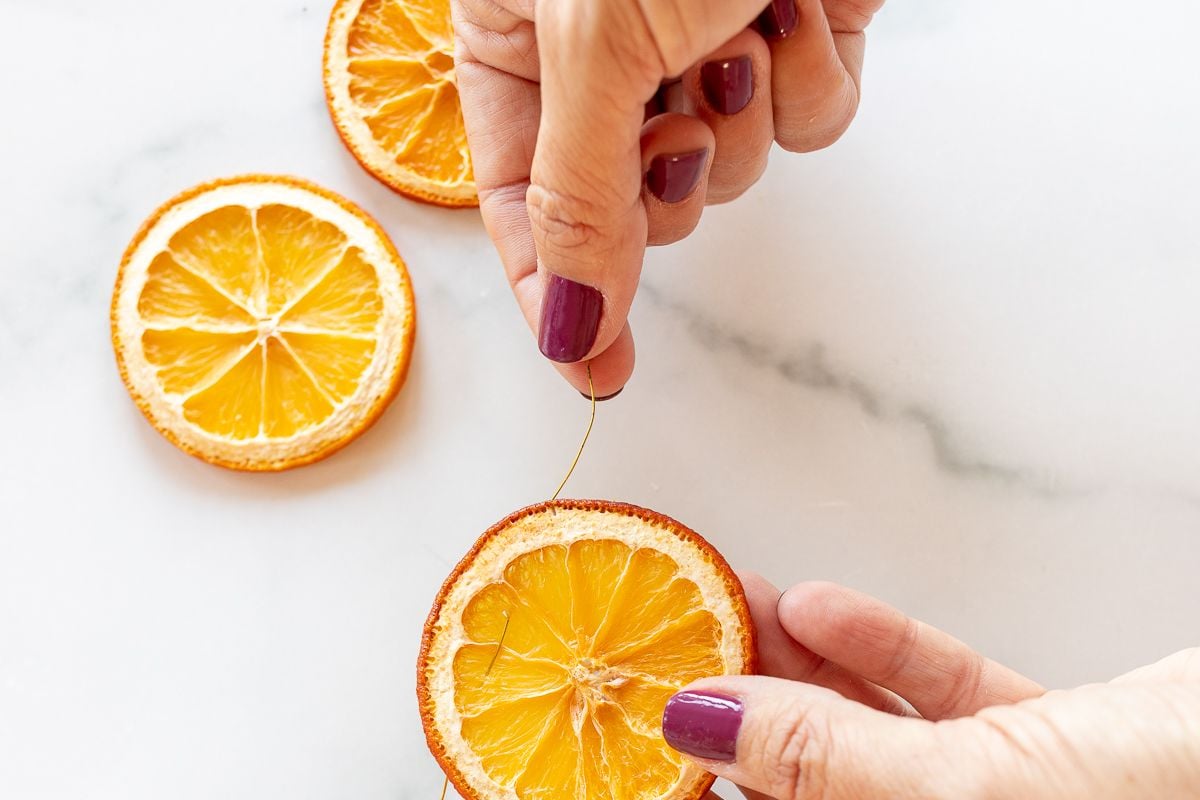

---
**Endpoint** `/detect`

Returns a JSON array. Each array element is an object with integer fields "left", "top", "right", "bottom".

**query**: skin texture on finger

[
  {"left": 739, "top": 572, "right": 915, "bottom": 716},
  {"left": 1113, "top": 648, "right": 1200, "bottom": 685},
  {"left": 454, "top": 0, "right": 539, "bottom": 80},
  {"left": 453, "top": 1, "right": 541, "bottom": 307},
  {"left": 681, "top": 674, "right": 952, "bottom": 800},
  {"left": 674, "top": 30, "right": 775, "bottom": 205},
  {"left": 641, "top": 113, "right": 715, "bottom": 245},
  {"left": 636, "top": 0, "right": 773, "bottom": 75},
  {"left": 965, "top": 682, "right": 1200, "bottom": 798},
  {"left": 458, "top": 0, "right": 767, "bottom": 389},
  {"left": 763, "top": 0, "right": 884, "bottom": 153},
  {"left": 777, "top": 582, "right": 1045, "bottom": 720},
  {"left": 525, "top": 0, "right": 659, "bottom": 366}
]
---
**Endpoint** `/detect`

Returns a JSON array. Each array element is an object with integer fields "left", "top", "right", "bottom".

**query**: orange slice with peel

[
  {"left": 419, "top": 500, "right": 756, "bottom": 800},
  {"left": 110, "top": 175, "right": 415, "bottom": 471},
  {"left": 324, "top": 0, "right": 476, "bottom": 207}
]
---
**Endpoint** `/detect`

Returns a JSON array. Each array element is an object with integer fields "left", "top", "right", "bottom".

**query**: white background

[{"left": 1, "top": 0, "right": 1198, "bottom": 797}]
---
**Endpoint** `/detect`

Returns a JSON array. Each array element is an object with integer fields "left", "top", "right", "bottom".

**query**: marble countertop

[{"left": 2, "top": 0, "right": 1198, "bottom": 797}]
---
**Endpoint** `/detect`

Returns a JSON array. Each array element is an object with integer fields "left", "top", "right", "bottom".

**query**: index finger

[{"left": 777, "top": 582, "right": 1045, "bottom": 719}]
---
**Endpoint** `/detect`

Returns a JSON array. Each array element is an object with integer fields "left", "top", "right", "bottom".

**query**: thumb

[
  {"left": 528, "top": 0, "right": 763, "bottom": 366},
  {"left": 662, "top": 677, "right": 958, "bottom": 800}
]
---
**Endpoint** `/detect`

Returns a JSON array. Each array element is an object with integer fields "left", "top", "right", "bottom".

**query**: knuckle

[
  {"left": 933, "top": 651, "right": 986, "bottom": 718},
  {"left": 878, "top": 615, "right": 921, "bottom": 684},
  {"left": 634, "top": 0, "right": 702, "bottom": 75},
  {"left": 760, "top": 704, "right": 834, "bottom": 800},
  {"left": 453, "top": 0, "right": 538, "bottom": 76},
  {"left": 526, "top": 184, "right": 610, "bottom": 256}
]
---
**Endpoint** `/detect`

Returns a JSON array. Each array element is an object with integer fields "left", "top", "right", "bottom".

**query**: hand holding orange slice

[
  {"left": 419, "top": 500, "right": 756, "bottom": 800},
  {"left": 324, "top": 0, "right": 476, "bottom": 206},
  {"left": 111, "top": 175, "right": 415, "bottom": 471}
]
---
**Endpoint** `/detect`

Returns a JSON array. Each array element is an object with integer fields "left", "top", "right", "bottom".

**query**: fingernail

[
  {"left": 538, "top": 274, "right": 602, "bottom": 363},
  {"left": 581, "top": 387, "right": 623, "bottom": 402},
  {"left": 756, "top": 0, "right": 799, "bottom": 38},
  {"left": 647, "top": 149, "right": 707, "bottom": 204},
  {"left": 662, "top": 691, "right": 742, "bottom": 762},
  {"left": 701, "top": 56, "right": 753, "bottom": 115}
]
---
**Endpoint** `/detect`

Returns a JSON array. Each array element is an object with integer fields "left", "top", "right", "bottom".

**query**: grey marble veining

[{"left": 2, "top": 0, "right": 1199, "bottom": 798}]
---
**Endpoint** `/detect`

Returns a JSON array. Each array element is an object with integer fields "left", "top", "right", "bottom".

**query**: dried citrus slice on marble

[
  {"left": 324, "top": 0, "right": 476, "bottom": 206},
  {"left": 418, "top": 500, "right": 756, "bottom": 800},
  {"left": 110, "top": 175, "right": 415, "bottom": 471}
]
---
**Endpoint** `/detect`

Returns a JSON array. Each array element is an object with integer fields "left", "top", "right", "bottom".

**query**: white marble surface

[{"left": 2, "top": 0, "right": 1199, "bottom": 797}]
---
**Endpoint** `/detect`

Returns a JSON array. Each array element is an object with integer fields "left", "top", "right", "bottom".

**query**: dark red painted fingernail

[
  {"left": 647, "top": 149, "right": 707, "bottom": 203},
  {"left": 662, "top": 691, "right": 742, "bottom": 762},
  {"left": 538, "top": 275, "right": 602, "bottom": 363},
  {"left": 581, "top": 387, "right": 623, "bottom": 402},
  {"left": 701, "top": 56, "right": 753, "bottom": 115},
  {"left": 756, "top": 0, "right": 799, "bottom": 38}
]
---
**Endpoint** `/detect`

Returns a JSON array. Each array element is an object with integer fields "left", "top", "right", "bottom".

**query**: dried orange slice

[
  {"left": 110, "top": 175, "right": 415, "bottom": 471},
  {"left": 419, "top": 500, "right": 756, "bottom": 800},
  {"left": 324, "top": 0, "right": 476, "bottom": 207}
]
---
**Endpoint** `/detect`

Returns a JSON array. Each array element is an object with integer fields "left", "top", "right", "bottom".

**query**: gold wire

[
  {"left": 551, "top": 364, "right": 596, "bottom": 502},
  {"left": 438, "top": 610, "right": 512, "bottom": 800},
  {"left": 438, "top": 364, "right": 596, "bottom": 799}
]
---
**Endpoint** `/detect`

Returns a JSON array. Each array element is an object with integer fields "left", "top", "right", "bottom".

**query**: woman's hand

[
  {"left": 452, "top": 0, "right": 884, "bottom": 397},
  {"left": 667, "top": 576, "right": 1200, "bottom": 799}
]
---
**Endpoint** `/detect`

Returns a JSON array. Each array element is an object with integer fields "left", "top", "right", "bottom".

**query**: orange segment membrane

[
  {"left": 349, "top": 57, "right": 437, "bottom": 110},
  {"left": 136, "top": 204, "right": 384, "bottom": 440},
  {"left": 167, "top": 205, "right": 262, "bottom": 310},
  {"left": 279, "top": 249, "right": 382, "bottom": 335},
  {"left": 138, "top": 252, "right": 256, "bottom": 328},
  {"left": 255, "top": 203, "right": 348, "bottom": 315},
  {"left": 142, "top": 328, "right": 256, "bottom": 396},
  {"left": 341, "top": 0, "right": 472, "bottom": 191},
  {"left": 396, "top": 82, "right": 472, "bottom": 183},
  {"left": 182, "top": 344, "right": 264, "bottom": 440},
  {"left": 348, "top": 0, "right": 431, "bottom": 59},
  {"left": 453, "top": 539, "right": 724, "bottom": 799}
]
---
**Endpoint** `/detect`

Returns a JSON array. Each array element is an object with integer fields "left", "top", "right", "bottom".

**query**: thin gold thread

[
  {"left": 551, "top": 363, "right": 596, "bottom": 502},
  {"left": 438, "top": 610, "right": 512, "bottom": 800},
  {"left": 484, "top": 611, "right": 511, "bottom": 677},
  {"left": 437, "top": 364, "right": 595, "bottom": 799}
]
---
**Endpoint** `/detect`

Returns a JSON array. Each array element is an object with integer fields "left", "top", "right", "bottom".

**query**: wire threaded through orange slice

[
  {"left": 324, "top": 0, "right": 476, "bottom": 206},
  {"left": 111, "top": 175, "right": 416, "bottom": 471},
  {"left": 419, "top": 500, "right": 756, "bottom": 800}
]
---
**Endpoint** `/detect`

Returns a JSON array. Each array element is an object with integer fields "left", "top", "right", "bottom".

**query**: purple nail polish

[
  {"left": 701, "top": 56, "right": 754, "bottom": 115},
  {"left": 662, "top": 691, "right": 743, "bottom": 762},
  {"left": 756, "top": 0, "right": 799, "bottom": 38},
  {"left": 647, "top": 149, "right": 708, "bottom": 204},
  {"left": 581, "top": 387, "right": 623, "bottom": 402},
  {"left": 538, "top": 274, "right": 602, "bottom": 363}
]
